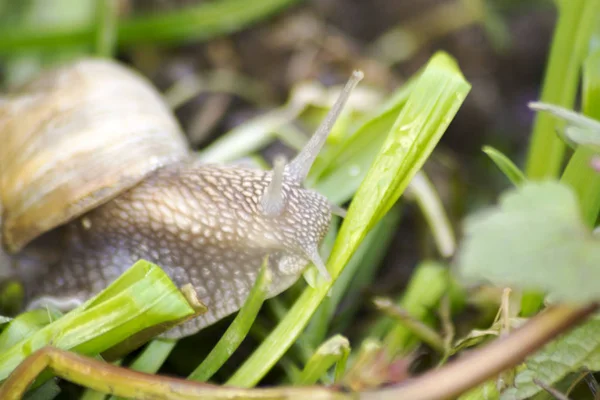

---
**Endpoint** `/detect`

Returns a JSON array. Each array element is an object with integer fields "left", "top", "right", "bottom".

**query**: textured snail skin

[
  {"left": 22, "top": 161, "right": 332, "bottom": 338},
  {"left": 2, "top": 63, "right": 363, "bottom": 339}
]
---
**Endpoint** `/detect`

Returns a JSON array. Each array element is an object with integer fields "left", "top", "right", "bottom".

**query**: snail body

[{"left": 0, "top": 59, "right": 362, "bottom": 338}]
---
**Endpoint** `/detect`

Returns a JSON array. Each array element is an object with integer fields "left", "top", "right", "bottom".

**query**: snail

[{"left": 0, "top": 58, "right": 363, "bottom": 338}]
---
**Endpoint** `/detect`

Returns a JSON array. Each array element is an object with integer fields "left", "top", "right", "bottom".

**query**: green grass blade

[
  {"left": 198, "top": 105, "right": 303, "bottom": 164},
  {"left": 303, "top": 207, "right": 401, "bottom": 348},
  {"left": 561, "top": 48, "right": 600, "bottom": 227},
  {"left": 521, "top": 0, "right": 600, "bottom": 315},
  {"left": 313, "top": 81, "right": 415, "bottom": 204},
  {"left": 482, "top": 145, "right": 526, "bottom": 186},
  {"left": 124, "top": 339, "right": 176, "bottom": 374},
  {"left": 94, "top": 0, "right": 118, "bottom": 58},
  {"left": 0, "top": 0, "right": 302, "bottom": 53},
  {"left": 0, "top": 260, "right": 196, "bottom": 382},
  {"left": 188, "top": 261, "right": 271, "bottom": 382},
  {"left": 378, "top": 261, "right": 450, "bottom": 354},
  {"left": 525, "top": 0, "right": 600, "bottom": 178},
  {"left": 374, "top": 297, "right": 445, "bottom": 353},
  {"left": 0, "top": 310, "right": 62, "bottom": 352},
  {"left": 295, "top": 335, "right": 350, "bottom": 385},
  {"left": 522, "top": 42, "right": 600, "bottom": 315},
  {"left": 408, "top": 171, "right": 456, "bottom": 257},
  {"left": 227, "top": 51, "right": 470, "bottom": 387},
  {"left": 23, "top": 379, "right": 61, "bottom": 400},
  {"left": 106, "top": 339, "right": 176, "bottom": 400},
  {"left": 329, "top": 208, "right": 402, "bottom": 335}
]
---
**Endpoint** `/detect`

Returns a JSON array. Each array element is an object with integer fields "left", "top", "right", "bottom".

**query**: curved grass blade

[
  {"left": 0, "top": 260, "right": 199, "bottom": 383},
  {"left": 482, "top": 145, "right": 526, "bottom": 186},
  {"left": 525, "top": 0, "right": 600, "bottom": 179},
  {"left": 408, "top": 171, "right": 457, "bottom": 256},
  {"left": 295, "top": 335, "right": 350, "bottom": 385},
  {"left": 0, "top": 309, "right": 62, "bottom": 352},
  {"left": 107, "top": 339, "right": 177, "bottom": 400},
  {"left": 227, "top": 51, "right": 471, "bottom": 387},
  {"left": 188, "top": 261, "right": 271, "bottom": 382}
]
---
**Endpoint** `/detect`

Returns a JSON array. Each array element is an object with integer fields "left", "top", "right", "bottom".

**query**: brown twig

[
  {"left": 360, "top": 304, "right": 597, "bottom": 400},
  {"left": 1, "top": 305, "right": 596, "bottom": 400},
  {"left": 0, "top": 346, "right": 351, "bottom": 400}
]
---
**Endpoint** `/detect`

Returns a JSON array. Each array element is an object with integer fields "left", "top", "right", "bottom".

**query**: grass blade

[
  {"left": 408, "top": 171, "right": 456, "bottom": 257},
  {"left": 313, "top": 81, "right": 414, "bottom": 204},
  {"left": 303, "top": 207, "right": 401, "bottom": 348},
  {"left": 188, "top": 261, "right": 271, "bottom": 382},
  {"left": 227, "top": 51, "right": 471, "bottom": 387},
  {"left": 525, "top": 0, "right": 600, "bottom": 178},
  {"left": 561, "top": 48, "right": 600, "bottom": 227},
  {"left": 295, "top": 335, "right": 350, "bottom": 385},
  {"left": 482, "top": 145, "right": 526, "bottom": 186},
  {"left": 94, "top": 0, "right": 119, "bottom": 58},
  {"left": 0, "top": 0, "right": 301, "bottom": 53},
  {"left": 0, "top": 260, "right": 198, "bottom": 382},
  {"left": 107, "top": 339, "right": 176, "bottom": 400},
  {"left": 375, "top": 261, "right": 451, "bottom": 354}
]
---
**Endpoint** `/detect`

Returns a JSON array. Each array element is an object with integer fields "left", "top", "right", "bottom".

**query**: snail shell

[
  {"left": 0, "top": 59, "right": 189, "bottom": 253},
  {"left": 0, "top": 58, "right": 363, "bottom": 338}
]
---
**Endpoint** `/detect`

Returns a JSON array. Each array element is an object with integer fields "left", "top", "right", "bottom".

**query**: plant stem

[
  {"left": 373, "top": 297, "right": 445, "bottom": 353},
  {"left": 0, "top": 346, "right": 350, "bottom": 400},
  {"left": 360, "top": 304, "right": 597, "bottom": 400}
]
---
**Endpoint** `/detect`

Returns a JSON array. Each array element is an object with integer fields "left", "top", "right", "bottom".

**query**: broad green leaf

[
  {"left": 501, "top": 315, "right": 600, "bottom": 400},
  {"left": 482, "top": 145, "right": 526, "bottom": 186},
  {"left": 0, "top": 260, "right": 196, "bottom": 382},
  {"left": 458, "top": 180, "right": 600, "bottom": 303},
  {"left": 498, "top": 43, "right": 600, "bottom": 400},
  {"left": 227, "top": 52, "right": 470, "bottom": 387}
]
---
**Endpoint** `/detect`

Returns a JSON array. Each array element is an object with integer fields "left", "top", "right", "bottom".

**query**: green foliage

[
  {"left": 458, "top": 181, "right": 600, "bottom": 302},
  {"left": 226, "top": 51, "right": 470, "bottom": 387},
  {"left": 0, "top": 310, "right": 62, "bottom": 352},
  {"left": 312, "top": 80, "right": 415, "bottom": 204},
  {"left": 0, "top": 0, "right": 302, "bottom": 54},
  {"left": 502, "top": 315, "right": 600, "bottom": 400},
  {"left": 524, "top": 0, "right": 600, "bottom": 179},
  {"left": 377, "top": 261, "right": 452, "bottom": 354},
  {"left": 482, "top": 146, "right": 526, "bottom": 186},
  {"left": 188, "top": 261, "right": 271, "bottom": 382},
  {"left": 0, "top": 260, "right": 196, "bottom": 382},
  {"left": 295, "top": 335, "right": 350, "bottom": 385}
]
